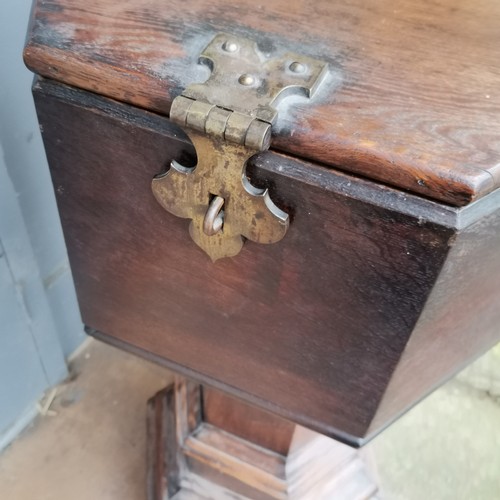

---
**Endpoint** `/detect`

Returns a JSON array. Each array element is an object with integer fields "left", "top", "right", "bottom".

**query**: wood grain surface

[
  {"left": 147, "top": 387, "right": 181, "bottom": 499},
  {"left": 37, "top": 78, "right": 499, "bottom": 444},
  {"left": 25, "top": 0, "right": 500, "bottom": 206},
  {"left": 203, "top": 388, "right": 295, "bottom": 456},
  {"left": 369, "top": 202, "right": 500, "bottom": 436},
  {"left": 148, "top": 378, "right": 379, "bottom": 499}
]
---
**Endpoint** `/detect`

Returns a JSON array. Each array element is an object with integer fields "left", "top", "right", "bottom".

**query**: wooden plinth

[{"left": 147, "top": 377, "right": 379, "bottom": 499}]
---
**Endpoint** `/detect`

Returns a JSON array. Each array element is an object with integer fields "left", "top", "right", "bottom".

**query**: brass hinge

[{"left": 152, "top": 33, "right": 328, "bottom": 261}]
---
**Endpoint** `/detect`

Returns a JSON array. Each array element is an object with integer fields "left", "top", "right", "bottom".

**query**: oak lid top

[{"left": 25, "top": 0, "right": 500, "bottom": 206}]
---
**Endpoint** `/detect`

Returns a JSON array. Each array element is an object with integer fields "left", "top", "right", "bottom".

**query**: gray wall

[
  {"left": 0, "top": 148, "right": 67, "bottom": 446},
  {"left": 0, "top": 0, "right": 85, "bottom": 446}
]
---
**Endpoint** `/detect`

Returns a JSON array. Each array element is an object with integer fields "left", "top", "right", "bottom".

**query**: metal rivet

[
  {"left": 238, "top": 74, "right": 255, "bottom": 86},
  {"left": 289, "top": 61, "right": 306, "bottom": 74},
  {"left": 222, "top": 41, "right": 238, "bottom": 52}
]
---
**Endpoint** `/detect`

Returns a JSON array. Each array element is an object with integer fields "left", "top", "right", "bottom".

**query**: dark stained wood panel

[
  {"left": 203, "top": 387, "right": 295, "bottom": 455},
  {"left": 34, "top": 79, "right": 478, "bottom": 444},
  {"left": 25, "top": 0, "right": 500, "bottom": 206},
  {"left": 369, "top": 204, "right": 500, "bottom": 436}
]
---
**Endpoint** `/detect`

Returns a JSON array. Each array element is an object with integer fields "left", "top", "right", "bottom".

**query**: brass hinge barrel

[{"left": 171, "top": 95, "right": 271, "bottom": 151}]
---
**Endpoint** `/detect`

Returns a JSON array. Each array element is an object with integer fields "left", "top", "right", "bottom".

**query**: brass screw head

[
  {"left": 222, "top": 41, "right": 239, "bottom": 52},
  {"left": 289, "top": 61, "right": 306, "bottom": 74},
  {"left": 238, "top": 74, "right": 255, "bottom": 86}
]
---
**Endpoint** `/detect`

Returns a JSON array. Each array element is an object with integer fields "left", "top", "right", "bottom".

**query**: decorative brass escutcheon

[{"left": 152, "top": 33, "right": 328, "bottom": 261}]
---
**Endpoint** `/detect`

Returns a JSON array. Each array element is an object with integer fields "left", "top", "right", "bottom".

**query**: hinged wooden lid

[{"left": 25, "top": 0, "right": 500, "bottom": 206}]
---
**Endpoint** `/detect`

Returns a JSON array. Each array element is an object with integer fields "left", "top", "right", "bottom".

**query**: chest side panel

[
  {"left": 34, "top": 79, "right": 455, "bottom": 443},
  {"left": 370, "top": 201, "right": 500, "bottom": 436}
]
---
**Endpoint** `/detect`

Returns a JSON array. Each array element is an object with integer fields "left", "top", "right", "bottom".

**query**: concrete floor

[
  {"left": 0, "top": 340, "right": 172, "bottom": 500},
  {"left": 0, "top": 340, "right": 499, "bottom": 500}
]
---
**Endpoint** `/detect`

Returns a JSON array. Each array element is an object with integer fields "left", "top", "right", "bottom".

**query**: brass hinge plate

[{"left": 152, "top": 33, "right": 328, "bottom": 261}]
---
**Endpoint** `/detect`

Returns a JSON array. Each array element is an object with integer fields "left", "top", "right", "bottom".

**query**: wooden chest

[{"left": 25, "top": 0, "right": 500, "bottom": 448}]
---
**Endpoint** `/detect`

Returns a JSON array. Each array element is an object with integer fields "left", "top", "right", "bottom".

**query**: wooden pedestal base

[{"left": 147, "top": 377, "right": 379, "bottom": 499}]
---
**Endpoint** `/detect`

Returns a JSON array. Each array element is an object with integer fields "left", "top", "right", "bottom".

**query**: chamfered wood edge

[
  {"left": 88, "top": 326, "right": 365, "bottom": 448},
  {"left": 25, "top": 43, "right": 497, "bottom": 208},
  {"left": 31, "top": 76, "right": 500, "bottom": 230},
  {"left": 367, "top": 203, "right": 500, "bottom": 437},
  {"left": 362, "top": 344, "right": 500, "bottom": 444},
  {"left": 23, "top": 0, "right": 500, "bottom": 210}
]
